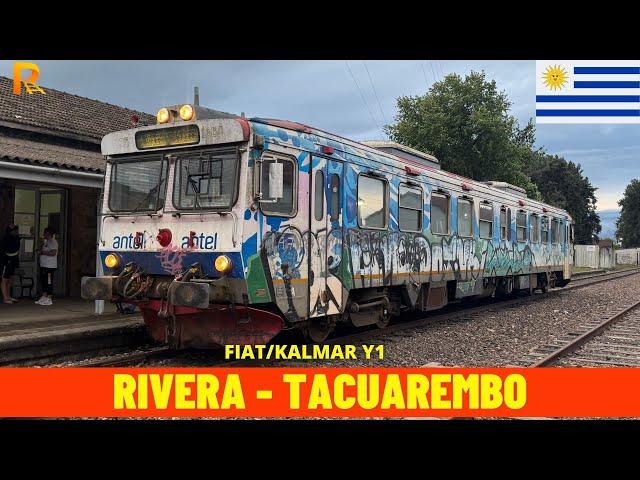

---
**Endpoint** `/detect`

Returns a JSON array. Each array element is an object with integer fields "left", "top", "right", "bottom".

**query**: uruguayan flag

[{"left": 536, "top": 60, "right": 640, "bottom": 124}]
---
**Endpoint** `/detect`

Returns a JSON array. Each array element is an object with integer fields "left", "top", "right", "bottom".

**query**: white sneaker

[
  {"left": 41, "top": 297, "right": 52, "bottom": 306},
  {"left": 35, "top": 297, "right": 45, "bottom": 305}
]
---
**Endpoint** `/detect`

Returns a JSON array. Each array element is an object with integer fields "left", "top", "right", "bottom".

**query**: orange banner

[{"left": 0, "top": 368, "right": 638, "bottom": 418}]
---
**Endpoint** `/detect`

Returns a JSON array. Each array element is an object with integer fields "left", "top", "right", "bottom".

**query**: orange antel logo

[{"left": 13, "top": 62, "right": 46, "bottom": 95}]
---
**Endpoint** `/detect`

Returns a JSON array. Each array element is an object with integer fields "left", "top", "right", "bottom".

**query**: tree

[
  {"left": 527, "top": 152, "right": 601, "bottom": 244},
  {"left": 616, "top": 179, "right": 640, "bottom": 248},
  {"left": 385, "top": 71, "right": 540, "bottom": 198}
]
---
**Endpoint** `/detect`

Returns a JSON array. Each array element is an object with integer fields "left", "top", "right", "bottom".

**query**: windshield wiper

[
  {"left": 187, "top": 177, "right": 204, "bottom": 211},
  {"left": 130, "top": 181, "right": 162, "bottom": 214}
]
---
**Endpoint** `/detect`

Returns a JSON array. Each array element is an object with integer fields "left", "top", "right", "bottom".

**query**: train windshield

[
  {"left": 108, "top": 156, "right": 168, "bottom": 212},
  {"left": 173, "top": 147, "right": 240, "bottom": 210}
]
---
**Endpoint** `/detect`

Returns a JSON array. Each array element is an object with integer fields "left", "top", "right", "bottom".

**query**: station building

[{"left": 0, "top": 76, "right": 154, "bottom": 298}]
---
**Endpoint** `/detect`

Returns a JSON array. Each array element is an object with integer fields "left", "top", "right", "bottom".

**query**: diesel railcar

[{"left": 81, "top": 103, "right": 574, "bottom": 347}]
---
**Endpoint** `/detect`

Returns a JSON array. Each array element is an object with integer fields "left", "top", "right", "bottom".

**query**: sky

[{"left": 1, "top": 60, "right": 636, "bottom": 211}]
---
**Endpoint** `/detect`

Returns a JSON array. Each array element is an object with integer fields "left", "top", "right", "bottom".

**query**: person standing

[
  {"left": 1, "top": 224, "right": 20, "bottom": 304},
  {"left": 35, "top": 227, "right": 58, "bottom": 306}
]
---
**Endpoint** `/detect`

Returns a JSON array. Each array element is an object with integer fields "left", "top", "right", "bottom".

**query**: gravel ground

[{"left": 273, "top": 273, "right": 640, "bottom": 368}]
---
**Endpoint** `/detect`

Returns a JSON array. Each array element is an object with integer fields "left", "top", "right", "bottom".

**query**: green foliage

[
  {"left": 616, "top": 179, "right": 640, "bottom": 247},
  {"left": 526, "top": 152, "right": 601, "bottom": 244},
  {"left": 385, "top": 71, "right": 540, "bottom": 199},
  {"left": 385, "top": 70, "right": 602, "bottom": 242}
]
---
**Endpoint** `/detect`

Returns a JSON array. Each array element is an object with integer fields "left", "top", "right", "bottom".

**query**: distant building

[{"left": 0, "top": 76, "right": 154, "bottom": 297}]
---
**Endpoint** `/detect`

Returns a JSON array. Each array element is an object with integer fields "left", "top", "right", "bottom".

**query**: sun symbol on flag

[{"left": 542, "top": 65, "right": 568, "bottom": 90}]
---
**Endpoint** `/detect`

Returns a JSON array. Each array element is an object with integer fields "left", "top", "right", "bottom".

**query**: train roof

[
  {"left": 249, "top": 117, "right": 572, "bottom": 221},
  {"left": 101, "top": 108, "right": 572, "bottom": 221}
]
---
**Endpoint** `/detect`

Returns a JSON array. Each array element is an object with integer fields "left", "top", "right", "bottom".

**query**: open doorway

[{"left": 13, "top": 186, "right": 67, "bottom": 297}]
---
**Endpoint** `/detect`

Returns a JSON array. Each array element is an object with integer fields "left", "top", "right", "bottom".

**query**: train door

[{"left": 309, "top": 155, "right": 344, "bottom": 319}]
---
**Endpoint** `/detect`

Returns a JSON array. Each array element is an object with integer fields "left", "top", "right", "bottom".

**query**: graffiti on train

[{"left": 262, "top": 226, "right": 566, "bottom": 310}]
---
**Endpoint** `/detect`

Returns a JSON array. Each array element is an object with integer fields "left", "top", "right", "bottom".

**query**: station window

[
  {"left": 430, "top": 192, "right": 450, "bottom": 235},
  {"left": 357, "top": 175, "right": 388, "bottom": 229},
  {"left": 530, "top": 214, "right": 540, "bottom": 243},
  {"left": 260, "top": 156, "right": 296, "bottom": 216},
  {"left": 479, "top": 203, "right": 493, "bottom": 239},
  {"left": 330, "top": 174, "right": 340, "bottom": 222},
  {"left": 551, "top": 219, "right": 556, "bottom": 244},
  {"left": 516, "top": 210, "right": 527, "bottom": 242},
  {"left": 500, "top": 206, "right": 511, "bottom": 241},
  {"left": 541, "top": 216, "right": 549, "bottom": 243},
  {"left": 398, "top": 184, "right": 423, "bottom": 232},
  {"left": 314, "top": 170, "right": 324, "bottom": 221},
  {"left": 457, "top": 198, "right": 473, "bottom": 237}
]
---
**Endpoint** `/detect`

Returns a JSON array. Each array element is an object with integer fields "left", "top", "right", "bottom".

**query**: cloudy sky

[{"left": 1, "top": 60, "right": 635, "bottom": 211}]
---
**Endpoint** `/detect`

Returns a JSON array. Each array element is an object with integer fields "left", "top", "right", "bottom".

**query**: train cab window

[
  {"left": 541, "top": 216, "right": 549, "bottom": 243},
  {"left": 530, "top": 214, "right": 540, "bottom": 243},
  {"left": 330, "top": 174, "right": 340, "bottom": 222},
  {"left": 479, "top": 203, "right": 493, "bottom": 239},
  {"left": 260, "top": 157, "right": 296, "bottom": 216},
  {"left": 457, "top": 198, "right": 473, "bottom": 237},
  {"left": 430, "top": 192, "right": 450, "bottom": 235},
  {"left": 357, "top": 175, "right": 388, "bottom": 229},
  {"left": 516, "top": 210, "right": 527, "bottom": 242},
  {"left": 314, "top": 170, "right": 324, "bottom": 221},
  {"left": 399, "top": 184, "right": 423, "bottom": 232},
  {"left": 500, "top": 207, "right": 511, "bottom": 240},
  {"left": 551, "top": 219, "right": 556, "bottom": 243}
]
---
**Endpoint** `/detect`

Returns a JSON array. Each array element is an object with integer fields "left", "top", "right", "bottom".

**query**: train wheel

[
  {"left": 376, "top": 308, "right": 391, "bottom": 329},
  {"left": 540, "top": 279, "right": 549, "bottom": 293},
  {"left": 304, "top": 319, "right": 334, "bottom": 343}
]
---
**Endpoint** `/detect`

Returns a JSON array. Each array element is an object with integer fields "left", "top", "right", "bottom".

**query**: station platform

[{"left": 0, "top": 298, "right": 146, "bottom": 365}]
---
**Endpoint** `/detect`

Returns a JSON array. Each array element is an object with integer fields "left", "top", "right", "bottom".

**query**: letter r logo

[{"left": 13, "top": 62, "right": 45, "bottom": 95}]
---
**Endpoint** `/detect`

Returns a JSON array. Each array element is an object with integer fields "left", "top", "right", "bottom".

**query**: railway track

[
  {"left": 520, "top": 297, "right": 640, "bottom": 367},
  {"left": 326, "top": 267, "right": 640, "bottom": 347},
  {"left": 43, "top": 267, "right": 640, "bottom": 367}
]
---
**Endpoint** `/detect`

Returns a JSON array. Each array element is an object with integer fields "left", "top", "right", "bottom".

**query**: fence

[
  {"left": 574, "top": 245, "right": 601, "bottom": 269},
  {"left": 615, "top": 248, "right": 640, "bottom": 265}
]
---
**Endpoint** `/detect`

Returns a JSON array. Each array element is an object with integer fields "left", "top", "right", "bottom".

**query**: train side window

[
  {"left": 516, "top": 210, "right": 527, "bottom": 242},
  {"left": 314, "top": 170, "right": 324, "bottom": 221},
  {"left": 357, "top": 174, "right": 388, "bottom": 229},
  {"left": 457, "top": 198, "right": 473, "bottom": 237},
  {"left": 530, "top": 214, "right": 540, "bottom": 243},
  {"left": 430, "top": 192, "right": 450, "bottom": 235},
  {"left": 551, "top": 219, "right": 556, "bottom": 243},
  {"left": 479, "top": 202, "right": 493, "bottom": 239},
  {"left": 559, "top": 220, "right": 565, "bottom": 244},
  {"left": 500, "top": 206, "right": 511, "bottom": 240},
  {"left": 399, "top": 184, "right": 423, "bottom": 232},
  {"left": 570, "top": 224, "right": 574, "bottom": 243},
  {"left": 541, "top": 216, "right": 549, "bottom": 243},
  {"left": 260, "top": 156, "right": 296, "bottom": 216},
  {"left": 330, "top": 174, "right": 340, "bottom": 222}
]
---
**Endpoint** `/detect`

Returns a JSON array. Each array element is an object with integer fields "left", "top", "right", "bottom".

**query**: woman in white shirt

[{"left": 36, "top": 227, "right": 58, "bottom": 306}]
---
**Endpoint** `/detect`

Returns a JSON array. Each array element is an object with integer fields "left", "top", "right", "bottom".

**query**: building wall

[{"left": 66, "top": 186, "right": 99, "bottom": 296}]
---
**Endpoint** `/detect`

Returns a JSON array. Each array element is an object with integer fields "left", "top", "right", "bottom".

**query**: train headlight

[
  {"left": 179, "top": 104, "right": 195, "bottom": 121},
  {"left": 214, "top": 255, "right": 233, "bottom": 274},
  {"left": 104, "top": 253, "right": 121, "bottom": 270},
  {"left": 157, "top": 107, "right": 171, "bottom": 124}
]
